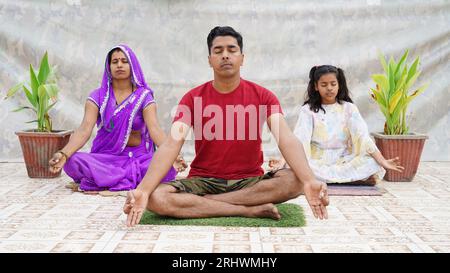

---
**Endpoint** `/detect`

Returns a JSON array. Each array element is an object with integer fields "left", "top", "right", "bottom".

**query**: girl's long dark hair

[{"left": 303, "top": 65, "right": 353, "bottom": 113}]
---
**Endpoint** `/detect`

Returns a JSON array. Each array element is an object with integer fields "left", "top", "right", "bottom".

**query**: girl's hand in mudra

[
  {"left": 49, "top": 152, "right": 67, "bottom": 173},
  {"left": 173, "top": 154, "right": 188, "bottom": 173},
  {"left": 382, "top": 157, "right": 404, "bottom": 172}
]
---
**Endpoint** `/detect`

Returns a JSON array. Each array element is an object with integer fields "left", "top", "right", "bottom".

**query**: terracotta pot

[
  {"left": 372, "top": 132, "right": 428, "bottom": 182},
  {"left": 15, "top": 130, "right": 73, "bottom": 178}
]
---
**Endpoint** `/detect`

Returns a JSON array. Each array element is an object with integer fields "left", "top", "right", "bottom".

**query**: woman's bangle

[{"left": 57, "top": 150, "right": 69, "bottom": 161}]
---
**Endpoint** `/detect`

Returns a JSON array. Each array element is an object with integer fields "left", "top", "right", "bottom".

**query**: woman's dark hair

[
  {"left": 207, "top": 26, "right": 243, "bottom": 55},
  {"left": 107, "top": 48, "right": 125, "bottom": 66},
  {"left": 303, "top": 65, "right": 353, "bottom": 113},
  {"left": 106, "top": 48, "right": 134, "bottom": 87}
]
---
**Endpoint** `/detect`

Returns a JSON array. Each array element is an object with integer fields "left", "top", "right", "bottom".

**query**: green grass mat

[{"left": 140, "top": 203, "right": 305, "bottom": 227}]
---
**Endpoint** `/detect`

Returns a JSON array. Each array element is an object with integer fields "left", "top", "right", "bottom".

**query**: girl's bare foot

[{"left": 347, "top": 175, "right": 377, "bottom": 186}]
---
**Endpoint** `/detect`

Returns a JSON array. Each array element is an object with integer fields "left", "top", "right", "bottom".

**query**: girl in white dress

[{"left": 270, "top": 65, "right": 403, "bottom": 185}]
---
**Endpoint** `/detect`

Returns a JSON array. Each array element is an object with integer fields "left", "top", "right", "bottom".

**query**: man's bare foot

[{"left": 248, "top": 203, "right": 281, "bottom": 220}]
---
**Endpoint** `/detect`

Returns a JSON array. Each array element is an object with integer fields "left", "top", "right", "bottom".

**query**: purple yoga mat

[{"left": 327, "top": 185, "right": 385, "bottom": 196}]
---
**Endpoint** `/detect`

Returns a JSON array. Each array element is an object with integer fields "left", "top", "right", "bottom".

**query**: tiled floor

[{"left": 1, "top": 162, "right": 450, "bottom": 253}]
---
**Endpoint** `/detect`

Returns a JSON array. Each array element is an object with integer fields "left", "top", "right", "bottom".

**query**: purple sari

[{"left": 64, "top": 44, "right": 176, "bottom": 191}]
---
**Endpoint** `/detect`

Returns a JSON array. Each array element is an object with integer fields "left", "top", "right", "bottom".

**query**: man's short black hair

[{"left": 207, "top": 26, "right": 243, "bottom": 55}]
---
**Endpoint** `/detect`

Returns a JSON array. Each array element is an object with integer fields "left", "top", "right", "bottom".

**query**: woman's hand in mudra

[
  {"left": 173, "top": 154, "right": 188, "bottom": 173},
  {"left": 49, "top": 152, "right": 67, "bottom": 173},
  {"left": 268, "top": 157, "right": 286, "bottom": 172}
]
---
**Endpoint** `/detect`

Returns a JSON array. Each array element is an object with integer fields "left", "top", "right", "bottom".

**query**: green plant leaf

[
  {"left": 396, "top": 65, "right": 408, "bottom": 93},
  {"left": 390, "top": 102, "right": 405, "bottom": 134},
  {"left": 37, "top": 85, "right": 49, "bottom": 131},
  {"left": 44, "top": 114, "right": 52, "bottom": 132},
  {"left": 22, "top": 86, "right": 37, "bottom": 108},
  {"left": 370, "top": 87, "right": 385, "bottom": 106},
  {"left": 371, "top": 74, "right": 389, "bottom": 93},
  {"left": 389, "top": 89, "right": 403, "bottom": 114},
  {"left": 370, "top": 87, "right": 389, "bottom": 118},
  {"left": 406, "top": 83, "right": 429, "bottom": 105},
  {"left": 44, "top": 101, "right": 57, "bottom": 113},
  {"left": 29, "top": 64, "right": 40, "bottom": 105},
  {"left": 370, "top": 88, "right": 388, "bottom": 113},
  {"left": 25, "top": 120, "right": 38, "bottom": 124},
  {"left": 46, "top": 66, "right": 58, "bottom": 84},
  {"left": 385, "top": 114, "right": 394, "bottom": 134},
  {"left": 378, "top": 51, "right": 389, "bottom": 74},
  {"left": 394, "top": 49, "right": 409, "bottom": 79},
  {"left": 371, "top": 49, "right": 428, "bottom": 135},
  {"left": 406, "top": 57, "right": 419, "bottom": 84},
  {"left": 380, "top": 104, "right": 389, "bottom": 119},
  {"left": 402, "top": 103, "right": 407, "bottom": 134},
  {"left": 404, "top": 71, "right": 421, "bottom": 93},
  {"left": 12, "top": 106, "right": 36, "bottom": 113},
  {"left": 388, "top": 57, "right": 396, "bottom": 95},
  {"left": 5, "top": 82, "right": 24, "bottom": 99},
  {"left": 398, "top": 96, "right": 409, "bottom": 134},
  {"left": 11, "top": 52, "right": 59, "bottom": 131},
  {"left": 37, "top": 52, "right": 50, "bottom": 84},
  {"left": 42, "top": 83, "right": 59, "bottom": 99},
  {"left": 47, "top": 65, "right": 58, "bottom": 83}
]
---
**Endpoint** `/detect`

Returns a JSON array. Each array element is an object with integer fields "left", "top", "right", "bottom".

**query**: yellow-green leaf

[
  {"left": 378, "top": 51, "right": 389, "bottom": 74},
  {"left": 371, "top": 74, "right": 389, "bottom": 93},
  {"left": 370, "top": 87, "right": 386, "bottom": 107},
  {"left": 406, "top": 83, "right": 429, "bottom": 105},
  {"left": 5, "top": 82, "right": 23, "bottom": 99},
  {"left": 404, "top": 71, "right": 421, "bottom": 92},
  {"left": 389, "top": 89, "right": 403, "bottom": 114}
]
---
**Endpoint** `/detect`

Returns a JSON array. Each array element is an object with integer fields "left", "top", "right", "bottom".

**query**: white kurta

[{"left": 293, "top": 101, "right": 385, "bottom": 183}]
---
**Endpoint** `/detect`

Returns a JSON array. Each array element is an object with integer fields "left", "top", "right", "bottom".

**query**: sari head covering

[{"left": 90, "top": 44, "right": 155, "bottom": 154}]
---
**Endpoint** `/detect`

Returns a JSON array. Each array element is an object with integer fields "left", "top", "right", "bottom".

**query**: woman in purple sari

[{"left": 48, "top": 44, "right": 186, "bottom": 193}]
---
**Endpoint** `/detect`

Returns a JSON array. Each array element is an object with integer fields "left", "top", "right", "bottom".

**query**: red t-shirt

[{"left": 173, "top": 79, "right": 283, "bottom": 179}]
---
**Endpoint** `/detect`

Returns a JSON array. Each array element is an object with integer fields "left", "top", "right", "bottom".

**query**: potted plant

[
  {"left": 370, "top": 49, "right": 429, "bottom": 182},
  {"left": 4, "top": 52, "right": 73, "bottom": 178}
]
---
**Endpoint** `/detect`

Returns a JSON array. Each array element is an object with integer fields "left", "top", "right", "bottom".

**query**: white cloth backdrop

[{"left": 0, "top": 0, "right": 449, "bottom": 161}]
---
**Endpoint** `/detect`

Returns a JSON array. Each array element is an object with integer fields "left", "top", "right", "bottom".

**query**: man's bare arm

[
  {"left": 267, "top": 113, "right": 329, "bottom": 219},
  {"left": 267, "top": 113, "right": 316, "bottom": 185},
  {"left": 137, "top": 121, "right": 190, "bottom": 195}
]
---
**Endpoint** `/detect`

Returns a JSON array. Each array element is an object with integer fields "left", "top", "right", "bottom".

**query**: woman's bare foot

[
  {"left": 247, "top": 203, "right": 281, "bottom": 220},
  {"left": 83, "top": 191, "right": 99, "bottom": 195},
  {"left": 65, "top": 181, "right": 81, "bottom": 192}
]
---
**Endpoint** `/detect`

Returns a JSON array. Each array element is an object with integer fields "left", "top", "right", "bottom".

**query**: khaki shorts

[{"left": 165, "top": 171, "right": 277, "bottom": 196}]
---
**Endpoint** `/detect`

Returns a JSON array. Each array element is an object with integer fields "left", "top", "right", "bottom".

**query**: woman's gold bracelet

[{"left": 57, "top": 150, "right": 69, "bottom": 160}]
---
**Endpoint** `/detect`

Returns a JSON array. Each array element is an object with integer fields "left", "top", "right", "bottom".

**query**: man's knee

[
  {"left": 147, "top": 184, "right": 177, "bottom": 216},
  {"left": 274, "top": 169, "right": 303, "bottom": 198}
]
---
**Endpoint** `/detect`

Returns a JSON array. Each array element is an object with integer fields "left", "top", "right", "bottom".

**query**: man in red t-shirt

[{"left": 124, "top": 26, "right": 329, "bottom": 227}]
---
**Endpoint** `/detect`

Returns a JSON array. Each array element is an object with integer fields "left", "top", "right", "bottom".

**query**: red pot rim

[{"left": 371, "top": 132, "right": 428, "bottom": 140}]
